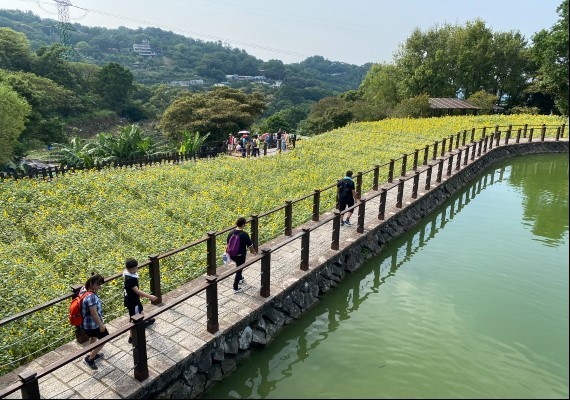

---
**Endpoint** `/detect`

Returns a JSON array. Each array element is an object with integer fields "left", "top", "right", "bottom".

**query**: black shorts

[
  {"left": 339, "top": 196, "right": 355, "bottom": 212},
  {"left": 84, "top": 328, "right": 109, "bottom": 339},
  {"left": 126, "top": 302, "right": 144, "bottom": 317}
]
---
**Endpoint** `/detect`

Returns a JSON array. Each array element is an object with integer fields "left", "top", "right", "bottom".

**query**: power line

[{"left": 19, "top": 0, "right": 313, "bottom": 59}]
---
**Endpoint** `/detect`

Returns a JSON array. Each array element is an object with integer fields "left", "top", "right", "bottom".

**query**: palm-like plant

[
  {"left": 53, "top": 137, "right": 97, "bottom": 167},
  {"left": 179, "top": 130, "right": 210, "bottom": 154}
]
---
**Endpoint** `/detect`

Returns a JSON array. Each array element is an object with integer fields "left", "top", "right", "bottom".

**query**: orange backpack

[{"left": 69, "top": 291, "right": 93, "bottom": 326}]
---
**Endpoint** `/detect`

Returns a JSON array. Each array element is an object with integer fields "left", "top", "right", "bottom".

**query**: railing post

[
  {"left": 423, "top": 145, "right": 429, "bottom": 165},
  {"left": 516, "top": 128, "right": 522, "bottom": 143},
  {"left": 462, "top": 130, "right": 467, "bottom": 146},
  {"left": 413, "top": 149, "right": 419, "bottom": 170},
  {"left": 456, "top": 149, "right": 462, "bottom": 170},
  {"left": 71, "top": 284, "right": 89, "bottom": 343},
  {"left": 412, "top": 171, "right": 419, "bottom": 199},
  {"left": 284, "top": 200, "right": 293, "bottom": 236},
  {"left": 483, "top": 136, "right": 489, "bottom": 153},
  {"left": 396, "top": 179, "right": 404, "bottom": 208},
  {"left": 312, "top": 190, "right": 321, "bottom": 221},
  {"left": 472, "top": 141, "right": 477, "bottom": 160},
  {"left": 436, "top": 159, "right": 444, "bottom": 183},
  {"left": 356, "top": 172, "right": 362, "bottom": 200},
  {"left": 447, "top": 154, "right": 453, "bottom": 176},
  {"left": 441, "top": 138, "right": 446, "bottom": 156},
  {"left": 482, "top": 126, "right": 487, "bottom": 139},
  {"left": 207, "top": 231, "right": 217, "bottom": 275},
  {"left": 260, "top": 248, "right": 271, "bottom": 297},
  {"left": 523, "top": 123, "right": 528, "bottom": 138},
  {"left": 541, "top": 124, "right": 546, "bottom": 141},
  {"left": 470, "top": 127, "right": 476, "bottom": 143},
  {"left": 401, "top": 154, "right": 407, "bottom": 176},
  {"left": 388, "top": 159, "right": 394, "bottom": 183},
  {"left": 455, "top": 133, "right": 460, "bottom": 149},
  {"left": 556, "top": 126, "right": 561, "bottom": 141},
  {"left": 206, "top": 276, "right": 219, "bottom": 332},
  {"left": 19, "top": 371, "right": 40, "bottom": 399},
  {"left": 495, "top": 130, "right": 501, "bottom": 147},
  {"left": 250, "top": 215, "right": 259, "bottom": 252},
  {"left": 131, "top": 314, "right": 149, "bottom": 381},
  {"left": 148, "top": 255, "right": 162, "bottom": 304},
  {"left": 378, "top": 188, "right": 387, "bottom": 220},
  {"left": 505, "top": 125, "right": 512, "bottom": 145},
  {"left": 332, "top": 211, "right": 341, "bottom": 250},
  {"left": 373, "top": 165, "right": 379, "bottom": 190},
  {"left": 449, "top": 135, "right": 453, "bottom": 152},
  {"left": 488, "top": 132, "right": 494, "bottom": 150},
  {"left": 528, "top": 127, "right": 534, "bottom": 142},
  {"left": 300, "top": 229, "right": 310, "bottom": 271},
  {"left": 432, "top": 141, "right": 438, "bottom": 160},
  {"left": 425, "top": 164, "right": 432, "bottom": 190},
  {"left": 464, "top": 144, "right": 470, "bottom": 165},
  {"left": 357, "top": 198, "right": 366, "bottom": 233},
  {"left": 561, "top": 123, "right": 565, "bottom": 137}
]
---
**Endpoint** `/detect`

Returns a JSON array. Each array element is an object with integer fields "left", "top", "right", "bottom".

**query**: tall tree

[
  {"left": 0, "top": 27, "right": 34, "bottom": 72},
  {"left": 160, "top": 87, "right": 266, "bottom": 142},
  {"left": 491, "top": 31, "right": 530, "bottom": 107},
  {"left": 0, "top": 84, "right": 31, "bottom": 164},
  {"left": 359, "top": 63, "right": 405, "bottom": 113},
  {"left": 94, "top": 62, "right": 134, "bottom": 111},
  {"left": 530, "top": 0, "right": 569, "bottom": 115}
]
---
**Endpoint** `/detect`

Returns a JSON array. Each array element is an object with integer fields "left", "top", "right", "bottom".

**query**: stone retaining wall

[{"left": 140, "top": 140, "right": 568, "bottom": 399}]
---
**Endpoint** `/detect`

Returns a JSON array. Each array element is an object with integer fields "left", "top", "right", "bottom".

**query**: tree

[
  {"left": 359, "top": 63, "right": 405, "bottom": 115},
  {"left": 530, "top": 0, "right": 569, "bottom": 115},
  {"left": 300, "top": 96, "right": 354, "bottom": 135},
  {"left": 94, "top": 62, "right": 134, "bottom": 111},
  {"left": 0, "top": 84, "right": 31, "bottom": 164},
  {"left": 33, "top": 44, "right": 79, "bottom": 90},
  {"left": 467, "top": 90, "right": 499, "bottom": 114},
  {"left": 0, "top": 28, "right": 34, "bottom": 72},
  {"left": 390, "top": 94, "right": 431, "bottom": 118},
  {"left": 160, "top": 87, "right": 267, "bottom": 142}
]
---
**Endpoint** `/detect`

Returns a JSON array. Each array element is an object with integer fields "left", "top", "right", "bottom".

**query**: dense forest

[{"left": 0, "top": 0, "right": 568, "bottom": 170}]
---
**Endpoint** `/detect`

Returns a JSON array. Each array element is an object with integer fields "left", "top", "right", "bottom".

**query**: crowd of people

[{"left": 226, "top": 128, "right": 296, "bottom": 158}]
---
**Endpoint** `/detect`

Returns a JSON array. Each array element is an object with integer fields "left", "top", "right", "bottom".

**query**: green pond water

[{"left": 202, "top": 154, "right": 569, "bottom": 399}]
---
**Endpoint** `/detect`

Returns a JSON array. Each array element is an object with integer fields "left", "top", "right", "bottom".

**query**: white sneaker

[
  {"left": 234, "top": 287, "right": 244, "bottom": 294},
  {"left": 239, "top": 278, "right": 245, "bottom": 285}
]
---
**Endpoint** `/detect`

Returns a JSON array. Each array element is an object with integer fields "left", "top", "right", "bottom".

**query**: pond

[{"left": 202, "top": 154, "right": 569, "bottom": 399}]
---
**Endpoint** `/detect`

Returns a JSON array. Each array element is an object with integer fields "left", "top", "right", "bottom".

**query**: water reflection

[
  {"left": 507, "top": 156, "right": 569, "bottom": 246},
  {"left": 202, "top": 155, "right": 569, "bottom": 399}
]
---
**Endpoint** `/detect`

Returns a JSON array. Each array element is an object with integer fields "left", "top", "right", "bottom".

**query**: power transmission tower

[{"left": 54, "top": 0, "right": 76, "bottom": 59}]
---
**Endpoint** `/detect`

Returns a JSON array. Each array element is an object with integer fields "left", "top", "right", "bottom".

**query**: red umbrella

[{"left": 260, "top": 133, "right": 269, "bottom": 140}]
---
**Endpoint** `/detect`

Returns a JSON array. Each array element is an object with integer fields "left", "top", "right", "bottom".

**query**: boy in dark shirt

[{"left": 123, "top": 258, "right": 158, "bottom": 343}]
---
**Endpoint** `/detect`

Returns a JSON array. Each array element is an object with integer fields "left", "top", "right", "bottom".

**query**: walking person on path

[
  {"left": 337, "top": 170, "right": 357, "bottom": 226},
  {"left": 80, "top": 273, "right": 108, "bottom": 370},
  {"left": 226, "top": 217, "right": 256, "bottom": 293},
  {"left": 123, "top": 258, "right": 158, "bottom": 344}
]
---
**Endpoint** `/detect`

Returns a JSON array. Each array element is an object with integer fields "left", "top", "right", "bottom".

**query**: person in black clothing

[
  {"left": 123, "top": 258, "right": 158, "bottom": 343},
  {"left": 227, "top": 217, "right": 256, "bottom": 293},
  {"left": 337, "top": 170, "right": 357, "bottom": 226}
]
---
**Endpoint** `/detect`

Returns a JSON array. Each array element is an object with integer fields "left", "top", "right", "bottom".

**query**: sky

[{"left": 0, "top": 0, "right": 563, "bottom": 66}]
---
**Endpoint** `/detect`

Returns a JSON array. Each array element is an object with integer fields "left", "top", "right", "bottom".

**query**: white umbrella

[{"left": 238, "top": 130, "right": 250, "bottom": 134}]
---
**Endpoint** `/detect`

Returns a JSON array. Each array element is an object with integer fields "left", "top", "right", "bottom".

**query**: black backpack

[{"left": 338, "top": 179, "right": 350, "bottom": 198}]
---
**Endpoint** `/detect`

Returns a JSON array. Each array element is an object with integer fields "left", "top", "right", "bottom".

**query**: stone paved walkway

[{"left": 0, "top": 138, "right": 565, "bottom": 399}]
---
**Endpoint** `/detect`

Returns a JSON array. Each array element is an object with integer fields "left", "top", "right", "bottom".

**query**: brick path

[{"left": 0, "top": 138, "right": 565, "bottom": 399}]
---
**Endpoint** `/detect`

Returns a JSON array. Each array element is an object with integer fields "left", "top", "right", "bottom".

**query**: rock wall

[{"left": 139, "top": 140, "right": 568, "bottom": 399}]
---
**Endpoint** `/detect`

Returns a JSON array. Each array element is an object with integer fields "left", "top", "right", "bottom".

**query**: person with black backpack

[
  {"left": 226, "top": 217, "right": 256, "bottom": 293},
  {"left": 337, "top": 170, "right": 357, "bottom": 226}
]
